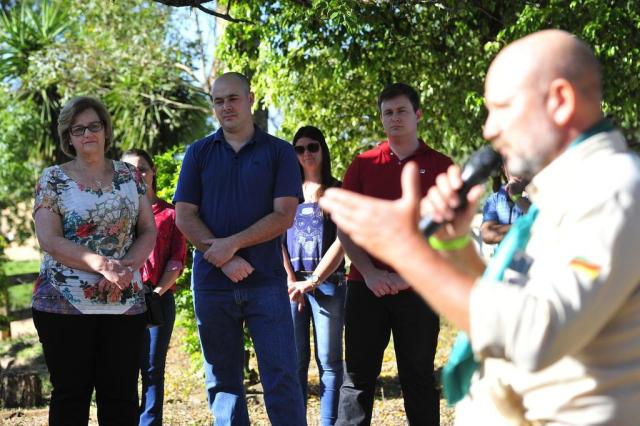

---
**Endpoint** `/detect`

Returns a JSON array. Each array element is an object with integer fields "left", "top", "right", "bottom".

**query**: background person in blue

[
  {"left": 480, "top": 167, "right": 531, "bottom": 251},
  {"left": 173, "top": 72, "right": 306, "bottom": 425}
]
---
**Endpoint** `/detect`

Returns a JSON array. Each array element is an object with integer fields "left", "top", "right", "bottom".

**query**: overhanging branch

[
  {"left": 196, "top": 2, "right": 253, "bottom": 24},
  {"left": 152, "top": 0, "right": 253, "bottom": 24}
]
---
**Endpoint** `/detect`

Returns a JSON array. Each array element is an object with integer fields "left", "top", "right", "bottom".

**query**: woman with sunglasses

[
  {"left": 282, "top": 126, "right": 346, "bottom": 425},
  {"left": 121, "top": 148, "right": 187, "bottom": 426},
  {"left": 32, "top": 96, "right": 156, "bottom": 425}
]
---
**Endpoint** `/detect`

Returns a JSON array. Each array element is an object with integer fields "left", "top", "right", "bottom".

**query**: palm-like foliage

[
  {"left": 0, "top": 2, "right": 69, "bottom": 78},
  {"left": 0, "top": 0, "right": 212, "bottom": 163},
  {"left": 0, "top": 0, "right": 70, "bottom": 161},
  {"left": 0, "top": 0, "right": 69, "bottom": 77},
  {"left": 0, "top": 0, "right": 213, "bottom": 243}
]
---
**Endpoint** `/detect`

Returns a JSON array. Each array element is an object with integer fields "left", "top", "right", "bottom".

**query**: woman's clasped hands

[{"left": 97, "top": 258, "right": 136, "bottom": 293}]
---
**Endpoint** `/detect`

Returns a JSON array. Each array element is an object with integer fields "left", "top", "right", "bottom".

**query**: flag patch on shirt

[{"left": 569, "top": 257, "right": 601, "bottom": 280}]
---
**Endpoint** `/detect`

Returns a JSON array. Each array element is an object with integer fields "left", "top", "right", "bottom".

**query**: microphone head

[
  {"left": 459, "top": 145, "right": 503, "bottom": 186},
  {"left": 419, "top": 145, "right": 501, "bottom": 237}
]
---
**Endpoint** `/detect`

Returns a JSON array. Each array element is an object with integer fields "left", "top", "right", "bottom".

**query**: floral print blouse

[{"left": 32, "top": 160, "right": 147, "bottom": 315}]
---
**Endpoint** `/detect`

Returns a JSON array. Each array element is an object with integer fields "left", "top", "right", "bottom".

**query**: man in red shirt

[{"left": 336, "top": 83, "right": 453, "bottom": 425}]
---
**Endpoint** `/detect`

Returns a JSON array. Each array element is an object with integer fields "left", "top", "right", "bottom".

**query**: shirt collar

[
  {"left": 211, "top": 124, "right": 264, "bottom": 146},
  {"left": 527, "top": 122, "right": 625, "bottom": 207},
  {"left": 381, "top": 139, "right": 431, "bottom": 160},
  {"left": 568, "top": 118, "right": 614, "bottom": 148}
]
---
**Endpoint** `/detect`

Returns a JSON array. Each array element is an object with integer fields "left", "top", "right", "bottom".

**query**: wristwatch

[{"left": 306, "top": 274, "right": 320, "bottom": 288}]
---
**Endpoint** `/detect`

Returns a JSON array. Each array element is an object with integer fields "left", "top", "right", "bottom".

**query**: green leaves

[
  {"left": 0, "top": 0, "right": 69, "bottom": 78},
  {"left": 153, "top": 145, "right": 184, "bottom": 202},
  {"left": 217, "top": 0, "right": 491, "bottom": 169},
  {"left": 211, "top": 0, "right": 640, "bottom": 168},
  {"left": 0, "top": 0, "right": 214, "bottom": 242},
  {"left": 0, "top": 0, "right": 213, "bottom": 164},
  {"left": 0, "top": 0, "right": 71, "bottom": 161}
]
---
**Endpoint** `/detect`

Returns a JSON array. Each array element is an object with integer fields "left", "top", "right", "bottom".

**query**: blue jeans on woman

[
  {"left": 139, "top": 292, "right": 176, "bottom": 426},
  {"left": 290, "top": 282, "right": 346, "bottom": 426}
]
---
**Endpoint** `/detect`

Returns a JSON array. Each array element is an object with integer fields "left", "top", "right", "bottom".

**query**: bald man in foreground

[{"left": 320, "top": 30, "right": 640, "bottom": 425}]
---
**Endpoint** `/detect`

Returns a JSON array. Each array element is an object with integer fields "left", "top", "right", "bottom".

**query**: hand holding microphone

[{"left": 419, "top": 146, "right": 502, "bottom": 238}]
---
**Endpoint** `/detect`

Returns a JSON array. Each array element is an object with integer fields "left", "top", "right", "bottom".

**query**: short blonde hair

[{"left": 58, "top": 96, "right": 113, "bottom": 158}]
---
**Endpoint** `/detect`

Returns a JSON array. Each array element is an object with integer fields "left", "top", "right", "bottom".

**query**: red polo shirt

[{"left": 342, "top": 140, "right": 453, "bottom": 281}]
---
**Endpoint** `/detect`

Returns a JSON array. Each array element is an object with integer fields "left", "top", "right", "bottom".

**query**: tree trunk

[
  {"left": 253, "top": 106, "right": 268, "bottom": 132},
  {"left": 0, "top": 283, "right": 11, "bottom": 340},
  {"left": 0, "top": 372, "right": 43, "bottom": 408}
]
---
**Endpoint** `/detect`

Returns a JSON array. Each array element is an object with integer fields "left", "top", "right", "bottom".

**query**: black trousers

[
  {"left": 32, "top": 309, "right": 147, "bottom": 426},
  {"left": 336, "top": 281, "right": 440, "bottom": 426}
]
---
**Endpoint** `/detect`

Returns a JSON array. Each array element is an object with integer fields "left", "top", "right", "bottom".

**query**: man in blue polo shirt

[
  {"left": 174, "top": 72, "right": 306, "bottom": 425},
  {"left": 480, "top": 168, "right": 530, "bottom": 253}
]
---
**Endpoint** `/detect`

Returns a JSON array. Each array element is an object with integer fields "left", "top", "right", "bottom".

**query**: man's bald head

[
  {"left": 483, "top": 30, "right": 605, "bottom": 179},
  {"left": 212, "top": 72, "right": 251, "bottom": 95},
  {"left": 210, "top": 72, "right": 255, "bottom": 134},
  {"left": 490, "top": 30, "right": 602, "bottom": 103}
]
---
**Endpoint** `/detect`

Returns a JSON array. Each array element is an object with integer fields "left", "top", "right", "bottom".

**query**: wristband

[
  {"left": 306, "top": 274, "right": 320, "bottom": 289},
  {"left": 428, "top": 234, "right": 471, "bottom": 251},
  {"left": 511, "top": 193, "right": 522, "bottom": 202}
]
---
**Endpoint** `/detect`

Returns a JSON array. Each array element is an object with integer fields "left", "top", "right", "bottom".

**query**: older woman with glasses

[
  {"left": 282, "top": 126, "right": 346, "bottom": 425},
  {"left": 32, "top": 96, "right": 156, "bottom": 425}
]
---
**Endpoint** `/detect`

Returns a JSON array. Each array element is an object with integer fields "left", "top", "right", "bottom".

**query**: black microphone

[{"left": 419, "top": 145, "right": 502, "bottom": 237}]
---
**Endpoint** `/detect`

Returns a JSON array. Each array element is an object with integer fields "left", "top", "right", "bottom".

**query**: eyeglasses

[
  {"left": 70, "top": 121, "right": 104, "bottom": 137},
  {"left": 294, "top": 142, "right": 320, "bottom": 155}
]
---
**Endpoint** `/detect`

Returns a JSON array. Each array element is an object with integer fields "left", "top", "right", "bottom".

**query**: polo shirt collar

[
  {"left": 382, "top": 139, "right": 431, "bottom": 160},
  {"left": 211, "top": 124, "right": 265, "bottom": 146}
]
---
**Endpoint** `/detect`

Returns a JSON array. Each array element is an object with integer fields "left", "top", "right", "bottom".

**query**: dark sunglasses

[{"left": 294, "top": 142, "right": 320, "bottom": 155}]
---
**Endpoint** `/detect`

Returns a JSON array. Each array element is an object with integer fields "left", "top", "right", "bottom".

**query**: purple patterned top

[{"left": 285, "top": 202, "right": 323, "bottom": 273}]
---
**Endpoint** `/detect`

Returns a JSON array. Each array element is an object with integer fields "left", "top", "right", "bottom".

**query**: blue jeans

[
  {"left": 290, "top": 283, "right": 345, "bottom": 426},
  {"left": 139, "top": 292, "right": 176, "bottom": 426},
  {"left": 194, "top": 285, "right": 307, "bottom": 426}
]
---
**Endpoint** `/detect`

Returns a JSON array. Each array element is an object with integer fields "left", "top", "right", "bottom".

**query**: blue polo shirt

[
  {"left": 482, "top": 186, "right": 526, "bottom": 225},
  {"left": 174, "top": 126, "right": 302, "bottom": 290}
]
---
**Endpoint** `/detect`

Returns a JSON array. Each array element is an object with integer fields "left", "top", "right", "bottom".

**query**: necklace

[{"left": 71, "top": 160, "right": 111, "bottom": 190}]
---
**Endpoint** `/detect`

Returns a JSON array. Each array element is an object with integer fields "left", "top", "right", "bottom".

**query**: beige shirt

[{"left": 460, "top": 130, "right": 640, "bottom": 425}]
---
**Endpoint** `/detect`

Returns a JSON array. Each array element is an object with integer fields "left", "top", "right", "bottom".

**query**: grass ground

[
  {"left": 2, "top": 260, "right": 39, "bottom": 277},
  {"left": 3, "top": 259, "right": 40, "bottom": 313},
  {"left": 7, "top": 284, "right": 32, "bottom": 312}
]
